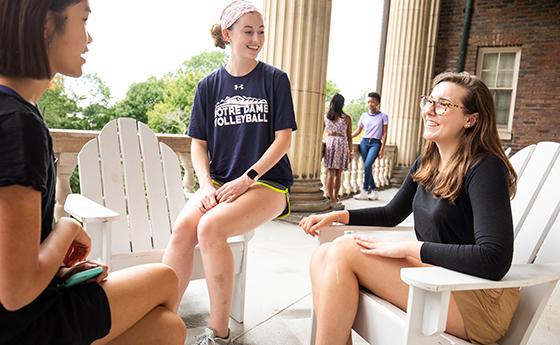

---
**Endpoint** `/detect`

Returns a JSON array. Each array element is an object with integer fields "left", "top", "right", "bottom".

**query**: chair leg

[
  {"left": 310, "top": 309, "right": 317, "bottom": 345},
  {"left": 230, "top": 243, "right": 249, "bottom": 323}
]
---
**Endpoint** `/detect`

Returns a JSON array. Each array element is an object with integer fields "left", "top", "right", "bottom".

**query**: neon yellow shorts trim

[{"left": 211, "top": 179, "right": 291, "bottom": 219}]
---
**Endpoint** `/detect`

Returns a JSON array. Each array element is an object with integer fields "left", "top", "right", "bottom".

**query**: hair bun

[{"left": 210, "top": 24, "right": 226, "bottom": 49}]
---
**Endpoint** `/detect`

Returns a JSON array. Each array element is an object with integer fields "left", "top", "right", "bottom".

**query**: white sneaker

[
  {"left": 194, "top": 328, "right": 232, "bottom": 345},
  {"left": 368, "top": 190, "right": 379, "bottom": 200},
  {"left": 353, "top": 190, "right": 369, "bottom": 200}
]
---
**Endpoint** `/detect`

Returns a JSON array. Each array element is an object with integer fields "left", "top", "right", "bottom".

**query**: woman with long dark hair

[{"left": 323, "top": 93, "right": 352, "bottom": 208}]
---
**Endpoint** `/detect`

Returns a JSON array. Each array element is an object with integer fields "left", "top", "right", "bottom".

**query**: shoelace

[{"left": 194, "top": 329, "right": 216, "bottom": 345}]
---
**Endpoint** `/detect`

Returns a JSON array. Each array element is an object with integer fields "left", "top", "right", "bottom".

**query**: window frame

[{"left": 476, "top": 47, "right": 522, "bottom": 140}]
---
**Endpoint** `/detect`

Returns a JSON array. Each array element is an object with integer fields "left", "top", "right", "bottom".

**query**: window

[{"left": 477, "top": 48, "right": 521, "bottom": 140}]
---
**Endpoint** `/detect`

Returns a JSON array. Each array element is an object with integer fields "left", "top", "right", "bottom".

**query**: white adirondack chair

[
  {"left": 310, "top": 141, "right": 560, "bottom": 345},
  {"left": 63, "top": 118, "right": 253, "bottom": 323}
]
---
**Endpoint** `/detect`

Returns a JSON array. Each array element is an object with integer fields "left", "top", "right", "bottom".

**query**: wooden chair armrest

[
  {"left": 317, "top": 224, "right": 415, "bottom": 244},
  {"left": 64, "top": 194, "right": 119, "bottom": 224},
  {"left": 401, "top": 263, "right": 560, "bottom": 292}
]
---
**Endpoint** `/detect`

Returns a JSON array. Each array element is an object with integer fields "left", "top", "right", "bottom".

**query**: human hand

[
  {"left": 299, "top": 212, "right": 338, "bottom": 237},
  {"left": 215, "top": 175, "right": 252, "bottom": 203},
  {"left": 58, "top": 259, "right": 109, "bottom": 284},
  {"left": 59, "top": 218, "right": 91, "bottom": 267},
  {"left": 353, "top": 235, "right": 420, "bottom": 259},
  {"left": 378, "top": 149, "right": 384, "bottom": 159},
  {"left": 198, "top": 185, "right": 218, "bottom": 213}
]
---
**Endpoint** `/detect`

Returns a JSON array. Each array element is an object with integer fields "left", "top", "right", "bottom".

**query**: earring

[{"left": 465, "top": 123, "right": 471, "bottom": 128}]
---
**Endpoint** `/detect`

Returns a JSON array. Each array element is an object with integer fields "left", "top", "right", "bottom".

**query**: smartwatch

[{"left": 246, "top": 168, "right": 258, "bottom": 180}]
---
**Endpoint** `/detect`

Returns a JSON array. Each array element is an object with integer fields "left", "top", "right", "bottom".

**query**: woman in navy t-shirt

[
  {"left": 0, "top": 1, "right": 185, "bottom": 344},
  {"left": 162, "top": 1, "right": 297, "bottom": 343}
]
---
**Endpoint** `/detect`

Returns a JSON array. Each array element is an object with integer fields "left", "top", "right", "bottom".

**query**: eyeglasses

[{"left": 419, "top": 95, "right": 468, "bottom": 116}]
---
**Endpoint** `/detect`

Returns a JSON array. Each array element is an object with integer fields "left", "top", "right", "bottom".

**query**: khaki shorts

[{"left": 452, "top": 288, "right": 520, "bottom": 344}]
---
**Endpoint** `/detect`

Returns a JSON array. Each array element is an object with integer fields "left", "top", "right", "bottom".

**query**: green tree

[
  {"left": 148, "top": 103, "right": 188, "bottom": 134},
  {"left": 40, "top": 74, "right": 118, "bottom": 131},
  {"left": 67, "top": 73, "right": 112, "bottom": 107},
  {"left": 147, "top": 51, "right": 228, "bottom": 134},
  {"left": 325, "top": 79, "right": 341, "bottom": 103},
  {"left": 39, "top": 76, "right": 82, "bottom": 129},
  {"left": 181, "top": 51, "right": 228, "bottom": 75},
  {"left": 344, "top": 93, "right": 367, "bottom": 130},
  {"left": 113, "top": 77, "right": 166, "bottom": 124},
  {"left": 81, "top": 103, "right": 115, "bottom": 130}
]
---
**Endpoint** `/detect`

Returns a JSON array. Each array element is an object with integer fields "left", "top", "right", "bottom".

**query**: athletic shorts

[
  {"left": 0, "top": 282, "right": 111, "bottom": 345},
  {"left": 212, "top": 179, "right": 291, "bottom": 219}
]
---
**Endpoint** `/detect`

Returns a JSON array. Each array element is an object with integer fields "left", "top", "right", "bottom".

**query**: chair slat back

[
  {"left": 531, "top": 145, "right": 560, "bottom": 264},
  {"left": 536, "top": 214, "right": 560, "bottom": 264},
  {"left": 508, "top": 144, "right": 535, "bottom": 180},
  {"left": 117, "top": 118, "right": 152, "bottom": 252},
  {"left": 77, "top": 139, "right": 106, "bottom": 261},
  {"left": 160, "top": 143, "right": 187, "bottom": 226},
  {"left": 78, "top": 119, "right": 184, "bottom": 255},
  {"left": 95, "top": 120, "right": 131, "bottom": 254},
  {"left": 137, "top": 121, "right": 175, "bottom": 249},
  {"left": 501, "top": 142, "right": 560, "bottom": 345},
  {"left": 512, "top": 142, "right": 560, "bottom": 264}
]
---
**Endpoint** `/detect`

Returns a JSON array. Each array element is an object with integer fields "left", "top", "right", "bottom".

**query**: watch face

[{"left": 247, "top": 169, "right": 258, "bottom": 180}]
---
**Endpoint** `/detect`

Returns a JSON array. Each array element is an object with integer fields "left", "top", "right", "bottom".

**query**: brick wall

[{"left": 434, "top": 0, "right": 560, "bottom": 151}]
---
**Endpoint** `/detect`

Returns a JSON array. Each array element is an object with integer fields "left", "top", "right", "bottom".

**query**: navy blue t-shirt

[{"left": 188, "top": 62, "right": 297, "bottom": 188}]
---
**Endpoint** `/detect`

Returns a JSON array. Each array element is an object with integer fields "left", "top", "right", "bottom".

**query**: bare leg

[
  {"left": 310, "top": 243, "right": 331, "bottom": 311},
  {"left": 197, "top": 185, "right": 286, "bottom": 337},
  {"left": 326, "top": 169, "right": 336, "bottom": 202},
  {"left": 106, "top": 307, "right": 185, "bottom": 345},
  {"left": 310, "top": 241, "right": 352, "bottom": 344},
  {"left": 92, "top": 264, "right": 186, "bottom": 345},
  {"left": 162, "top": 191, "right": 205, "bottom": 309},
  {"left": 333, "top": 169, "right": 342, "bottom": 201},
  {"left": 311, "top": 237, "right": 467, "bottom": 345}
]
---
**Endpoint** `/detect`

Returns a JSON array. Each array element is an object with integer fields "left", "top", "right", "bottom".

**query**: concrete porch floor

[{"left": 178, "top": 188, "right": 559, "bottom": 345}]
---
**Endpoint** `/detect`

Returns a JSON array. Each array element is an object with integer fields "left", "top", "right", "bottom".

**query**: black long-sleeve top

[{"left": 348, "top": 154, "right": 514, "bottom": 281}]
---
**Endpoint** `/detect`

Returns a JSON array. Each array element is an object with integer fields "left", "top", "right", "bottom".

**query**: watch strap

[{"left": 246, "top": 168, "right": 258, "bottom": 180}]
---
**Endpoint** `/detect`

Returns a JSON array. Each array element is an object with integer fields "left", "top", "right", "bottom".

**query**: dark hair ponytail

[{"left": 326, "top": 93, "right": 345, "bottom": 121}]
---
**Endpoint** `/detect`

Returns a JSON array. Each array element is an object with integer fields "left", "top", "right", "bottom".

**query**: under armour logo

[{"left": 234, "top": 84, "right": 244, "bottom": 90}]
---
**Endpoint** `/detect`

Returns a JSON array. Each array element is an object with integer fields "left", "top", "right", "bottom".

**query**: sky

[{"left": 84, "top": 0, "right": 384, "bottom": 102}]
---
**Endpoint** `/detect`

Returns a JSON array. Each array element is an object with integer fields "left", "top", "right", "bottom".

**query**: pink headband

[{"left": 220, "top": 1, "right": 260, "bottom": 30}]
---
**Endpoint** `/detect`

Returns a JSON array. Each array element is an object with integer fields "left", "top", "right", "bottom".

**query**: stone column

[
  {"left": 381, "top": 0, "right": 440, "bottom": 168},
  {"left": 54, "top": 152, "right": 78, "bottom": 220},
  {"left": 262, "top": 0, "right": 332, "bottom": 212}
]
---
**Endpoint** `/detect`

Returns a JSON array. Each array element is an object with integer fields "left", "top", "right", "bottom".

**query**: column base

[
  {"left": 289, "top": 179, "right": 331, "bottom": 212},
  {"left": 389, "top": 166, "right": 410, "bottom": 187}
]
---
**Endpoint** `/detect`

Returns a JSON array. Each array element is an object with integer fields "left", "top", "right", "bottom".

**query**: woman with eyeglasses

[{"left": 300, "top": 71, "right": 519, "bottom": 345}]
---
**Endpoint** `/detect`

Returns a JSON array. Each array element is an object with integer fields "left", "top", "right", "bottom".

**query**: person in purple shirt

[{"left": 351, "top": 92, "right": 389, "bottom": 200}]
